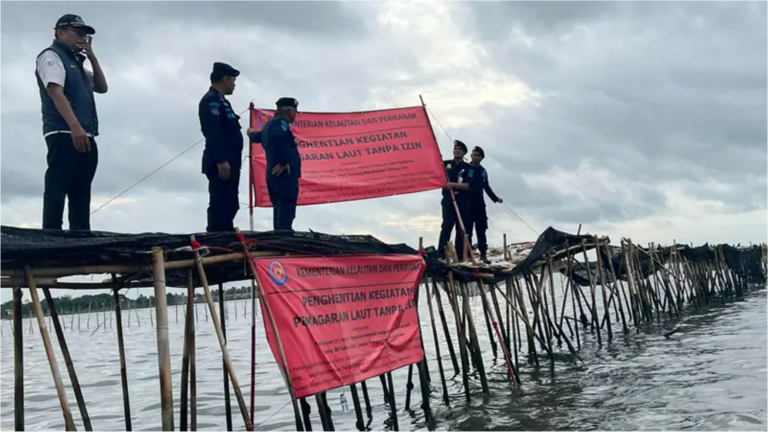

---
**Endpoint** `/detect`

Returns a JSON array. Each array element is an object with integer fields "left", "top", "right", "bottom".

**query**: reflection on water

[{"left": 1, "top": 289, "right": 766, "bottom": 431}]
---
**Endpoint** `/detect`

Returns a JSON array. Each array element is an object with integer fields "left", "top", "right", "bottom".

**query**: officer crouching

[
  {"left": 256, "top": 97, "right": 301, "bottom": 231},
  {"left": 199, "top": 62, "right": 243, "bottom": 232}
]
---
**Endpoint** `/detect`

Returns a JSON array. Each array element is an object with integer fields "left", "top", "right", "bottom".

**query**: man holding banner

[
  {"left": 437, "top": 140, "right": 472, "bottom": 261},
  {"left": 257, "top": 97, "right": 301, "bottom": 231}
]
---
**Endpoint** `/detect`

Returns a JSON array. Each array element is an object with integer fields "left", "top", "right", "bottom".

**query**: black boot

[{"left": 480, "top": 252, "right": 490, "bottom": 264}]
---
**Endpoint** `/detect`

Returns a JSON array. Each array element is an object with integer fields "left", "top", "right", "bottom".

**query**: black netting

[
  {"left": 1, "top": 226, "right": 417, "bottom": 286},
  {"left": 424, "top": 226, "right": 601, "bottom": 285},
  {"left": 562, "top": 260, "right": 616, "bottom": 287}
]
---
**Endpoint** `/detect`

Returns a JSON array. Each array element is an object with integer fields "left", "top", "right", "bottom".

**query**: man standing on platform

[
  {"left": 199, "top": 62, "right": 243, "bottom": 232},
  {"left": 248, "top": 97, "right": 301, "bottom": 231},
  {"left": 36, "top": 14, "right": 108, "bottom": 231},
  {"left": 437, "top": 140, "right": 472, "bottom": 261},
  {"left": 466, "top": 146, "right": 503, "bottom": 264}
]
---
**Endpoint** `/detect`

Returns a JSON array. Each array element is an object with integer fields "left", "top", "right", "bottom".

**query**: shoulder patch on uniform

[
  {"left": 446, "top": 163, "right": 452, "bottom": 169},
  {"left": 210, "top": 106, "right": 220, "bottom": 115},
  {"left": 281, "top": 120, "right": 288, "bottom": 131},
  {"left": 208, "top": 101, "right": 220, "bottom": 107}
]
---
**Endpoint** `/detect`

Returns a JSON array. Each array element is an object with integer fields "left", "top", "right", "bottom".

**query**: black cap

[
  {"left": 453, "top": 140, "right": 468, "bottom": 154},
  {"left": 212, "top": 62, "right": 240, "bottom": 78},
  {"left": 473, "top": 146, "right": 485, "bottom": 158},
  {"left": 276, "top": 97, "right": 299, "bottom": 108},
  {"left": 55, "top": 14, "right": 95, "bottom": 35}
]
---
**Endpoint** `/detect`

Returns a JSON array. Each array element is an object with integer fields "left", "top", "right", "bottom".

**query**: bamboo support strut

[
  {"left": 25, "top": 267, "right": 77, "bottom": 431},
  {"left": 151, "top": 248, "right": 175, "bottom": 432},
  {"left": 191, "top": 236, "right": 253, "bottom": 431}
]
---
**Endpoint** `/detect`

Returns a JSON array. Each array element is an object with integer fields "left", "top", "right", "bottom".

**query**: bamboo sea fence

[
  {"left": 1, "top": 225, "right": 765, "bottom": 431},
  {"left": 1, "top": 288, "right": 255, "bottom": 336}
]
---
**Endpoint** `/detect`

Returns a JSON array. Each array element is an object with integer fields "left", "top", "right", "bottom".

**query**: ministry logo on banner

[{"left": 268, "top": 261, "right": 289, "bottom": 286}]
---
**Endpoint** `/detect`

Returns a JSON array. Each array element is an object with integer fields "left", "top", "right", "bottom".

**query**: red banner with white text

[
  {"left": 253, "top": 254, "right": 426, "bottom": 399},
  {"left": 250, "top": 106, "right": 447, "bottom": 207}
]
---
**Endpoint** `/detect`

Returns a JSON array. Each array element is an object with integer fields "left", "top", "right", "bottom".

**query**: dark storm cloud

[
  {"left": 447, "top": 0, "right": 767, "bottom": 225},
  {"left": 0, "top": 1, "right": 368, "bottom": 39}
]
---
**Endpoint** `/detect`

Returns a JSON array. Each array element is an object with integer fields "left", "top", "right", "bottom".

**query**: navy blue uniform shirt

[
  {"left": 199, "top": 87, "right": 243, "bottom": 173},
  {"left": 261, "top": 115, "right": 302, "bottom": 181},
  {"left": 442, "top": 159, "right": 471, "bottom": 203},
  {"left": 467, "top": 164, "right": 500, "bottom": 206}
]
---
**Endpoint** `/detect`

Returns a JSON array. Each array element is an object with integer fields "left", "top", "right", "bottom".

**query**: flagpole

[{"left": 247, "top": 102, "right": 257, "bottom": 426}]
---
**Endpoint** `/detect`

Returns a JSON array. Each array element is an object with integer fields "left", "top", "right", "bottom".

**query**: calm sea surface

[{"left": 1, "top": 287, "right": 766, "bottom": 431}]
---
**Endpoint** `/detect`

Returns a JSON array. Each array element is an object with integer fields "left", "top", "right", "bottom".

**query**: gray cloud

[
  {"left": 445, "top": 0, "right": 768, "bottom": 224},
  {"left": 1, "top": 1, "right": 765, "bottom": 253},
  {"left": 0, "top": 1, "right": 369, "bottom": 39}
]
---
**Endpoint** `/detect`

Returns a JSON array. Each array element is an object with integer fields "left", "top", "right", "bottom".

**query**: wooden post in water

[
  {"left": 13, "top": 285, "right": 24, "bottom": 431},
  {"left": 592, "top": 238, "right": 613, "bottom": 342},
  {"left": 424, "top": 277, "right": 450, "bottom": 406},
  {"left": 25, "top": 267, "right": 76, "bottom": 431},
  {"left": 111, "top": 286, "right": 132, "bottom": 431},
  {"left": 192, "top": 238, "right": 254, "bottom": 432},
  {"left": 349, "top": 384, "right": 365, "bottom": 431},
  {"left": 430, "top": 277, "right": 459, "bottom": 376},
  {"left": 42, "top": 287, "right": 93, "bottom": 431},
  {"left": 151, "top": 247, "right": 175, "bottom": 431},
  {"left": 181, "top": 269, "right": 195, "bottom": 431},
  {"left": 219, "top": 283, "right": 233, "bottom": 431},
  {"left": 444, "top": 258, "right": 471, "bottom": 401}
]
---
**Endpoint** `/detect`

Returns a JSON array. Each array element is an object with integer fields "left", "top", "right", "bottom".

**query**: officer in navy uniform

[
  {"left": 466, "top": 146, "right": 503, "bottom": 264},
  {"left": 249, "top": 97, "right": 301, "bottom": 231},
  {"left": 199, "top": 62, "right": 243, "bottom": 232},
  {"left": 36, "top": 14, "right": 108, "bottom": 231},
  {"left": 437, "top": 140, "right": 472, "bottom": 261}
]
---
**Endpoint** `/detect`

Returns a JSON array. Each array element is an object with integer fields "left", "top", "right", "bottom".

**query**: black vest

[{"left": 36, "top": 41, "right": 99, "bottom": 136}]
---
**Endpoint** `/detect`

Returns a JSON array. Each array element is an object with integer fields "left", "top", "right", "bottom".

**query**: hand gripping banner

[
  {"left": 250, "top": 105, "right": 447, "bottom": 207},
  {"left": 252, "top": 254, "right": 427, "bottom": 399}
]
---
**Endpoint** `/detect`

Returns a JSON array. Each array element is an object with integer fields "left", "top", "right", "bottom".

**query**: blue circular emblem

[{"left": 268, "top": 261, "right": 289, "bottom": 286}]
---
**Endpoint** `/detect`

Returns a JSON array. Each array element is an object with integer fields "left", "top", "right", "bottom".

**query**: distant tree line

[{"left": 1, "top": 285, "right": 253, "bottom": 319}]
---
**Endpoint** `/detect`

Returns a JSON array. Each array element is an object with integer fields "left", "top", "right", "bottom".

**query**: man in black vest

[
  {"left": 199, "top": 62, "right": 243, "bottom": 232},
  {"left": 248, "top": 98, "right": 301, "bottom": 231},
  {"left": 36, "top": 14, "right": 108, "bottom": 230}
]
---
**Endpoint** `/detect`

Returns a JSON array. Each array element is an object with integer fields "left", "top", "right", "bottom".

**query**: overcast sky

[{"left": 1, "top": 1, "right": 766, "bottom": 302}]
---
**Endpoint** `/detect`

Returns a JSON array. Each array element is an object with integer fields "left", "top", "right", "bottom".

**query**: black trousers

[
  {"left": 437, "top": 197, "right": 471, "bottom": 260},
  {"left": 206, "top": 165, "right": 241, "bottom": 232},
  {"left": 466, "top": 205, "right": 489, "bottom": 255},
  {"left": 42, "top": 133, "right": 99, "bottom": 231},
  {"left": 267, "top": 177, "right": 299, "bottom": 231}
]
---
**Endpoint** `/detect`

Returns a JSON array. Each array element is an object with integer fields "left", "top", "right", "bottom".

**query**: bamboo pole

[
  {"left": 424, "top": 277, "right": 449, "bottom": 405},
  {"left": 13, "top": 285, "right": 24, "bottom": 431},
  {"left": 112, "top": 286, "right": 132, "bottom": 431},
  {"left": 430, "top": 277, "right": 459, "bottom": 376},
  {"left": 151, "top": 247, "right": 175, "bottom": 431},
  {"left": 192, "top": 236, "right": 254, "bottom": 431},
  {"left": 443, "top": 253, "right": 471, "bottom": 401},
  {"left": 180, "top": 269, "right": 194, "bottom": 431},
  {"left": 2, "top": 251, "right": 276, "bottom": 278},
  {"left": 25, "top": 267, "right": 76, "bottom": 431},
  {"left": 219, "top": 283, "right": 233, "bottom": 431},
  {"left": 42, "top": 287, "right": 92, "bottom": 431}
]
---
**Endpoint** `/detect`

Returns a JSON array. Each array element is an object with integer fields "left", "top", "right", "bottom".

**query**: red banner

[
  {"left": 253, "top": 254, "right": 426, "bottom": 399},
  {"left": 250, "top": 106, "right": 447, "bottom": 207}
]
